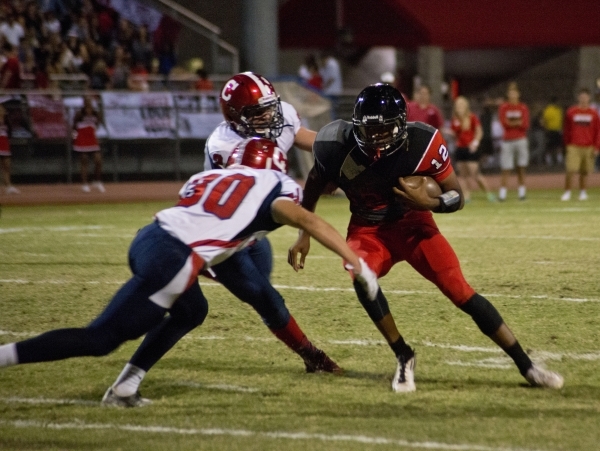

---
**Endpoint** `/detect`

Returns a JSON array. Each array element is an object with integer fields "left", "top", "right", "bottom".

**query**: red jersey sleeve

[{"left": 413, "top": 129, "right": 454, "bottom": 183}]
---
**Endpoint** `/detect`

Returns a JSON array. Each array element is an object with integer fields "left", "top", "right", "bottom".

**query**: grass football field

[{"left": 0, "top": 188, "right": 599, "bottom": 451}]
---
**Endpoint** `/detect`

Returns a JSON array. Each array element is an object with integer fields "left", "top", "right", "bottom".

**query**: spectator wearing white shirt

[
  {"left": 319, "top": 51, "right": 343, "bottom": 119},
  {"left": 0, "top": 14, "right": 25, "bottom": 48}
]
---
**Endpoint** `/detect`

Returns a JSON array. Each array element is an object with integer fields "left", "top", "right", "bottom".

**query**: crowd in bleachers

[{"left": 0, "top": 0, "right": 179, "bottom": 90}]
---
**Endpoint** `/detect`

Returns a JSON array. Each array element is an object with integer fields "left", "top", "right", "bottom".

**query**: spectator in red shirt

[
  {"left": 407, "top": 84, "right": 444, "bottom": 129},
  {"left": 0, "top": 43, "right": 21, "bottom": 89},
  {"left": 560, "top": 87, "right": 600, "bottom": 201},
  {"left": 194, "top": 68, "right": 214, "bottom": 91},
  {"left": 449, "top": 96, "right": 495, "bottom": 203},
  {"left": 498, "top": 82, "right": 530, "bottom": 201}
]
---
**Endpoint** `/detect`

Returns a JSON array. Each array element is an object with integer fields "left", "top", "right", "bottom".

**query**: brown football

[{"left": 399, "top": 175, "right": 442, "bottom": 197}]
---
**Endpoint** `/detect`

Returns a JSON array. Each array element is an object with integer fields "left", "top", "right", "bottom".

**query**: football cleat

[
  {"left": 392, "top": 349, "right": 416, "bottom": 393},
  {"left": 298, "top": 345, "right": 342, "bottom": 374},
  {"left": 101, "top": 387, "right": 152, "bottom": 407},
  {"left": 525, "top": 364, "right": 564, "bottom": 389}
]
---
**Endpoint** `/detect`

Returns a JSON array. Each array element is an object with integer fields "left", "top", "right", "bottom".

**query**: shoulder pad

[
  {"left": 315, "top": 119, "right": 352, "bottom": 144},
  {"left": 408, "top": 121, "right": 437, "bottom": 134}
]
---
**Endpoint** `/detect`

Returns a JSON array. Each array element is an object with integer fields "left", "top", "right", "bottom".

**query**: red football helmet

[
  {"left": 226, "top": 137, "right": 288, "bottom": 173},
  {"left": 220, "top": 72, "right": 284, "bottom": 139}
]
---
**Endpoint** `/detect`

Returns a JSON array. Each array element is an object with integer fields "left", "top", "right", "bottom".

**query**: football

[{"left": 398, "top": 175, "right": 442, "bottom": 197}]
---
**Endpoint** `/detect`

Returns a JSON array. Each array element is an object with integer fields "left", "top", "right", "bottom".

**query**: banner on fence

[
  {"left": 27, "top": 95, "right": 68, "bottom": 139},
  {"left": 173, "top": 92, "right": 223, "bottom": 139},
  {"left": 101, "top": 92, "right": 176, "bottom": 139}
]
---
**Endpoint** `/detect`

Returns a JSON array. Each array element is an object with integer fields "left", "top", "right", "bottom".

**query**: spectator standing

[
  {"left": 407, "top": 84, "right": 444, "bottom": 130},
  {"left": 0, "top": 43, "right": 22, "bottom": 89},
  {"left": 541, "top": 96, "right": 564, "bottom": 166},
  {"left": 194, "top": 68, "right": 213, "bottom": 91},
  {"left": 498, "top": 83, "right": 530, "bottom": 201},
  {"left": 298, "top": 54, "right": 322, "bottom": 91},
  {"left": 73, "top": 96, "right": 104, "bottom": 193},
  {"left": 0, "top": 104, "right": 19, "bottom": 194},
  {"left": 319, "top": 51, "right": 342, "bottom": 117},
  {"left": 560, "top": 88, "right": 600, "bottom": 201},
  {"left": 449, "top": 96, "right": 495, "bottom": 202},
  {"left": 89, "top": 57, "right": 110, "bottom": 90},
  {"left": 0, "top": 14, "right": 25, "bottom": 48},
  {"left": 131, "top": 25, "right": 153, "bottom": 71}
]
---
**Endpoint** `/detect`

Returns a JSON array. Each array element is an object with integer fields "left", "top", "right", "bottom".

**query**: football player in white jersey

[
  {"left": 200, "top": 73, "right": 343, "bottom": 372},
  {"left": 0, "top": 138, "right": 379, "bottom": 406}
]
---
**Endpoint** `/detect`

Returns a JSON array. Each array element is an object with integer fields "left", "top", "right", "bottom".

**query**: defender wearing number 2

[{"left": 289, "top": 84, "right": 564, "bottom": 392}]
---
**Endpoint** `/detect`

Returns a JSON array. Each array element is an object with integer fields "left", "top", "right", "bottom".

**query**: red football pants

[{"left": 346, "top": 211, "right": 475, "bottom": 306}]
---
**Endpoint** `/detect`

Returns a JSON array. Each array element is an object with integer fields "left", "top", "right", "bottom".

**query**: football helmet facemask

[
  {"left": 226, "top": 137, "right": 288, "bottom": 173},
  {"left": 352, "top": 83, "right": 408, "bottom": 160},
  {"left": 220, "top": 72, "right": 284, "bottom": 139}
]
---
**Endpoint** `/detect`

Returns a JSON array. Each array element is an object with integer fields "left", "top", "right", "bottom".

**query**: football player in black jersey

[{"left": 289, "top": 84, "right": 564, "bottom": 392}]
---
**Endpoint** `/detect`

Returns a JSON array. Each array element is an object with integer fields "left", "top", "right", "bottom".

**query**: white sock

[
  {"left": 499, "top": 187, "right": 507, "bottom": 200},
  {"left": 580, "top": 189, "right": 587, "bottom": 196},
  {"left": 0, "top": 343, "right": 18, "bottom": 367},
  {"left": 112, "top": 363, "right": 146, "bottom": 397},
  {"left": 518, "top": 185, "right": 526, "bottom": 198}
]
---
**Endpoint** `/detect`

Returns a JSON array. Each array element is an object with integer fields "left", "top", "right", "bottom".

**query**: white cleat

[
  {"left": 82, "top": 184, "right": 91, "bottom": 193},
  {"left": 101, "top": 387, "right": 152, "bottom": 407},
  {"left": 5, "top": 185, "right": 20, "bottom": 194},
  {"left": 525, "top": 364, "right": 564, "bottom": 389},
  {"left": 392, "top": 352, "right": 416, "bottom": 393},
  {"left": 578, "top": 191, "right": 588, "bottom": 201},
  {"left": 560, "top": 191, "right": 571, "bottom": 201},
  {"left": 92, "top": 181, "right": 106, "bottom": 193}
]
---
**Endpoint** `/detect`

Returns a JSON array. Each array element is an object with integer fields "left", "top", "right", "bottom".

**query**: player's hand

[
  {"left": 288, "top": 229, "right": 311, "bottom": 272},
  {"left": 349, "top": 258, "right": 379, "bottom": 301},
  {"left": 393, "top": 177, "right": 439, "bottom": 211}
]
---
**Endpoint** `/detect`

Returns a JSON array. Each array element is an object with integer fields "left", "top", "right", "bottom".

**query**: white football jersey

[
  {"left": 155, "top": 168, "right": 302, "bottom": 267},
  {"left": 203, "top": 101, "right": 302, "bottom": 171}
]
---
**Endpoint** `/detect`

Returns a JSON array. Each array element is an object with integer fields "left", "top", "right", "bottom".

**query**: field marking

[
  {"left": 0, "top": 396, "right": 97, "bottom": 406},
  {"left": 0, "top": 419, "right": 546, "bottom": 451},
  {"left": 0, "top": 225, "right": 109, "bottom": 235},
  {"left": 3, "top": 328, "right": 598, "bottom": 363},
  {"left": 173, "top": 381, "right": 259, "bottom": 393},
  {"left": 449, "top": 234, "right": 600, "bottom": 242},
  {"left": 1, "top": 278, "right": 599, "bottom": 303}
]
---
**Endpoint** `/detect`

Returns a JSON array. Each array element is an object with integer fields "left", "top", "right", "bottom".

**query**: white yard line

[
  {"left": 0, "top": 225, "right": 109, "bottom": 234},
  {"left": 173, "top": 381, "right": 259, "bottom": 393},
  {"left": 0, "top": 396, "right": 97, "bottom": 406},
  {"left": 0, "top": 419, "right": 545, "bottom": 451}
]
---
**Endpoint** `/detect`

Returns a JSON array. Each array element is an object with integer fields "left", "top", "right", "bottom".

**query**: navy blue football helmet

[{"left": 352, "top": 83, "right": 408, "bottom": 160}]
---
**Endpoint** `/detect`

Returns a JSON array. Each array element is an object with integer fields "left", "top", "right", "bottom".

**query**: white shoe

[
  {"left": 560, "top": 191, "right": 571, "bottom": 201},
  {"left": 101, "top": 387, "right": 152, "bottom": 407},
  {"left": 5, "top": 185, "right": 20, "bottom": 194},
  {"left": 82, "top": 184, "right": 91, "bottom": 193},
  {"left": 392, "top": 351, "right": 416, "bottom": 393},
  {"left": 525, "top": 364, "right": 564, "bottom": 389},
  {"left": 579, "top": 191, "right": 588, "bottom": 201},
  {"left": 92, "top": 181, "right": 105, "bottom": 193}
]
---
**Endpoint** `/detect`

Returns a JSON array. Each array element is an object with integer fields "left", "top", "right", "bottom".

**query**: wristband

[{"left": 437, "top": 190, "right": 461, "bottom": 213}]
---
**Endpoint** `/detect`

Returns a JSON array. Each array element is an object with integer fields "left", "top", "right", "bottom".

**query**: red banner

[{"left": 27, "top": 95, "right": 68, "bottom": 139}]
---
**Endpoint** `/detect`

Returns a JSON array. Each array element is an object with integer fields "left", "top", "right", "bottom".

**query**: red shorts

[{"left": 346, "top": 210, "right": 475, "bottom": 306}]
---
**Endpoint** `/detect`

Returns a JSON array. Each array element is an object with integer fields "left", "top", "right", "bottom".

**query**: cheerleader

[
  {"left": 0, "top": 104, "right": 19, "bottom": 194},
  {"left": 73, "top": 96, "right": 104, "bottom": 192}
]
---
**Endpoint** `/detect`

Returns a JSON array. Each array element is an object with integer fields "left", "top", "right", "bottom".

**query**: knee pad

[
  {"left": 459, "top": 294, "right": 504, "bottom": 336},
  {"left": 353, "top": 279, "right": 390, "bottom": 322}
]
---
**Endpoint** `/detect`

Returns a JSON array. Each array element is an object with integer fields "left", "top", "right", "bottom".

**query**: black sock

[
  {"left": 505, "top": 342, "right": 532, "bottom": 375},
  {"left": 389, "top": 337, "right": 413, "bottom": 358}
]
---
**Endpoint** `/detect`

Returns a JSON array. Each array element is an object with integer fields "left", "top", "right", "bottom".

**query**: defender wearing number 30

[{"left": 289, "top": 84, "right": 564, "bottom": 392}]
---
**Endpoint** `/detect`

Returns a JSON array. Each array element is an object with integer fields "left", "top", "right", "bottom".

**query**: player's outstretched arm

[{"left": 273, "top": 198, "right": 379, "bottom": 300}]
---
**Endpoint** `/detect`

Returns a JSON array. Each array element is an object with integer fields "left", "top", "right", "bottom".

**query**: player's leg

[
  {"left": 562, "top": 145, "right": 578, "bottom": 200},
  {"left": 212, "top": 243, "right": 340, "bottom": 373},
  {"left": 404, "top": 222, "right": 563, "bottom": 388},
  {"left": 516, "top": 138, "right": 529, "bottom": 200},
  {"left": 578, "top": 146, "right": 594, "bottom": 200},
  {"left": 80, "top": 151, "right": 89, "bottom": 191},
  {"left": 456, "top": 160, "right": 471, "bottom": 202},
  {"left": 498, "top": 141, "right": 513, "bottom": 201},
  {"left": 346, "top": 223, "right": 415, "bottom": 392}
]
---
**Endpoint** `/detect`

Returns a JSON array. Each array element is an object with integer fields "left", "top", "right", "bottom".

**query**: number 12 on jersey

[{"left": 430, "top": 144, "right": 449, "bottom": 170}]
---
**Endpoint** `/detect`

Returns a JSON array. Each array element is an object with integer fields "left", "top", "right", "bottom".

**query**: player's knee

[
  {"left": 459, "top": 293, "right": 504, "bottom": 336},
  {"left": 353, "top": 279, "right": 389, "bottom": 322},
  {"left": 435, "top": 267, "right": 475, "bottom": 306},
  {"left": 171, "top": 296, "right": 208, "bottom": 328},
  {"left": 84, "top": 329, "right": 123, "bottom": 356},
  {"left": 260, "top": 304, "right": 290, "bottom": 330}
]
